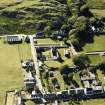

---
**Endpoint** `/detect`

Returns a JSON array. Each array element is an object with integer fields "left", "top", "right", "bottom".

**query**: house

[
  {"left": 24, "top": 72, "right": 36, "bottom": 89},
  {"left": 61, "top": 90, "right": 70, "bottom": 100},
  {"left": 51, "top": 30, "right": 65, "bottom": 40},
  {"left": 43, "top": 93, "right": 57, "bottom": 101},
  {"left": 76, "top": 88, "right": 85, "bottom": 96},
  {"left": 56, "top": 92, "right": 62, "bottom": 100},
  {"left": 64, "top": 49, "right": 70, "bottom": 58},
  {"left": 81, "top": 72, "right": 97, "bottom": 87},
  {"left": 93, "top": 86, "right": 103, "bottom": 95},
  {"left": 85, "top": 88, "right": 93, "bottom": 95},
  {"left": 51, "top": 48, "right": 59, "bottom": 60},
  {"left": 69, "top": 89, "right": 77, "bottom": 96},
  {"left": 6, "top": 35, "right": 22, "bottom": 44}
]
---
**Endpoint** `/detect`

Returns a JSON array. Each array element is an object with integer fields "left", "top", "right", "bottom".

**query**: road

[
  {"left": 29, "top": 36, "right": 43, "bottom": 91},
  {"left": 86, "top": 51, "right": 105, "bottom": 55}
]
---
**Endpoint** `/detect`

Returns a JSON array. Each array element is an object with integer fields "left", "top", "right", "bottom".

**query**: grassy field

[
  {"left": 91, "top": 9, "right": 105, "bottom": 17},
  {"left": 0, "top": 38, "right": 32, "bottom": 105},
  {"left": 83, "top": 35, "right": 105, "bottom": 52},
  {"left": 87, "top": 0, "right": 105, "bottom": 9},
  {"left": 44, "top": 59, "right": 73, "bottom": 68},
  {"left": 81, "top": 99, "right": 105, "bottom": 105},
  {"left": 25, "top": 100, "right": 36, "bottom": 105},
  {"left": 88, "top": 55, "right": 101, "bottom": 64},
  {"left": 36, "top": 38, "right": 64, "bottom": 45}
]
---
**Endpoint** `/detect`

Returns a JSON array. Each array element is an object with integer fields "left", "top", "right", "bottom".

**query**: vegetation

[
  {"left": 0, "top": 39, "right": 32, "bottom": 105},
  {"left": 72, "top": 53, "right": 91, "bottom": 69},
  {"left": 83, "top": 35, "right": 105, "bottom": 52},
  {"left": 0, "top": 0, "right": 69, "bottom": 34}
]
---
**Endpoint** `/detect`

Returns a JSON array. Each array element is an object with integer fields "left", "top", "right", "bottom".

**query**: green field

[
  {"left": 44, "top": 59, "right": 73, "bottom": 68},
  {"left": 0, "top": 39, "right": 32, "bottom": 105},
  {"left": 25, "top": 100, "right": 36, "bottom": 105},
  {"left": 36, "top": 38, "right": 64, "bottom": 45},
  {"left": 88, "top": 55, "right": 101, "bottom": 64},
  {"left": 83, "top": 36, "right": 105, "bottom": 52},
  {"left": 87, "top": 0, "right": 105, "bottom": 9},
  {"left": 82, "top": 99, "right": 105, "bottom": 105}
]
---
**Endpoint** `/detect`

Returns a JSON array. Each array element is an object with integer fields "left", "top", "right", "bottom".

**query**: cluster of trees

[
  {"left": 72, "top": 53, "right": 91, "bottom": 69},
  {"left": 60, "top": 65, "right": 79, "bottom": 87},
  {"left": 60, "top": 65, "right": 73, "bottom": 84},
  {"left": 72, "top": 53, "right": 105, "bottom": 74}
]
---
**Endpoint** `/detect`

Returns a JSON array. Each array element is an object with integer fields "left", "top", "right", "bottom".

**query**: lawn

[
  {"left": 83, "top": 36, "right": 105, "bottom": 52},
  {"left": 87, "top": 0, "right": 105, "bottom": 9},
  {"left": 36, "top": 38, "right": 64, "bottom": 45},
  {"left": 91, "top": 9, "right": 105, "bottom": 17},
  {"left": 97, "top": 70, "right": 105, "bottom": 85},
  {"left": 25, "top": 100, "right": 36, "bottom": 105},
  {"left": 0, "top": 39, "right": 32, "bottom": 105},
  {"left": 53, "top": 71, "right": 68, "bottom": 91},
  {"left": 73, "top": 72, "right": 82, "bottom": 87},
  {"left": 88, "top": 55, "right": 102, "bottom": 64},
  {"left": 81, "top": 99, "right": 105, "bottom": 105},
  {"left": 44, "top": 59, "right": 73, "bottom": 68}
]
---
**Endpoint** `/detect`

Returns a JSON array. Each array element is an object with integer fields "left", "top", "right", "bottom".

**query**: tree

[
  {"left": 44, "top": 26, "right": 51, "bottom": 36},
  {"left": 80, "top": 4, "right": 92, "bottom": 17},
  {"left": 43, "top": 71, "right": 49, "bottom": 79},
  {"left": 67, "top": 0, "right": 86, "bottom": 16},
  {"left": 68, "top": 73, "right": 74, "bottom": 80},
  {"left": 61, "top": 24, "right": 70, "bottom": 33},
  {"left": 74, "top": 16, "right": 90, "bottom": 39},
  {"left": 63, "top": 74, "right": 68, "bottom": 83},
  {"left": 68, "top": 16, "right": 77, "bottom": 27},
  {"left": 60, "top": 65, "right": 69, "bottom": 75},
  {"left": 72, "top": 53, "right": 91, "bottom": 69},
  {"left": 97, "top": 61, "right": 105, "bottom": 71},
  {"left": 70, "top": 38, "right": 80, "bottom": 51}
]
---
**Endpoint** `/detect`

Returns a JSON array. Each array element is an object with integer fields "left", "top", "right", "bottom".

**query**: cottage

[
  {"left": 85, "top": 88, "right": 93, "bottom": 95},
  {"left": 69, "top": 89, "right": 76, "bottom": 96},
  {"left": 93, "top": 86, "right": 103, "bottom": 95},
  {"left": 6, "top": 35, "right": 22, "bottom": 44},
  {"left": 76, "top": 88, "right": 85, "bottom": 96}
]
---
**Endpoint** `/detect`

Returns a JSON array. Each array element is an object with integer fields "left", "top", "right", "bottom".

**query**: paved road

[
  {"left": 86, "top": 51, "right": 105, "bottom": 55},
  {"left": 29, "top": 36, "right": 43, "bottom": 91}
]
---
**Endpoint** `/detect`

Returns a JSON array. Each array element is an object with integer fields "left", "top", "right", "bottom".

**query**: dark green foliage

[
  {"left": 97, "top": 61, "right": 105, "bottom": 71},
  {"left": 80, "top": 4, "right": 93, "bottom": 17},
  {"left": 43, "top": 71, "right": 49, "bottom": 79},
  {"left": 73, "top": 53, "right": 91, "bottom": 69},
  {"left": 60, "top": 65, "right": 70, "bottom": 75}
]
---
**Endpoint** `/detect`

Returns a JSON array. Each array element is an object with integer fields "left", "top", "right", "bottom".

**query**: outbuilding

[{"left": 6, "top": 35, "right": 22, "bottom": 44}]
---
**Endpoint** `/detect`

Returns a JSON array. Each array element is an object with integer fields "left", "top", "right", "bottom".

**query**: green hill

[{"left": 0, "top": 0, "right": 68, "bottom": 34}]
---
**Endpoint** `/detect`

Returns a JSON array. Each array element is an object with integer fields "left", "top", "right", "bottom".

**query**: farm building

[{"left": 6, "top": 35, "right": 23, "bottom": 44}]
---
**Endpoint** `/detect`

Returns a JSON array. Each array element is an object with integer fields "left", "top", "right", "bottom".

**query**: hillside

[
  {"left": 87, "top": 0, "right": 105, "bottom": 9},
  {"left": 0, "top": 0, "right": 68, "bottom": 34}
]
